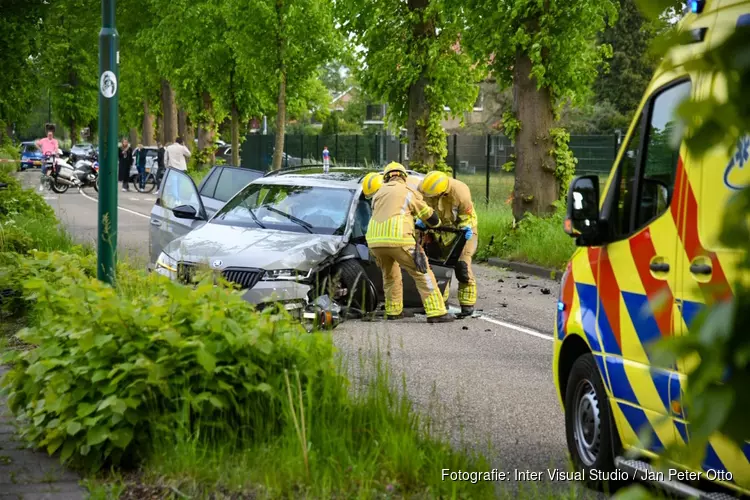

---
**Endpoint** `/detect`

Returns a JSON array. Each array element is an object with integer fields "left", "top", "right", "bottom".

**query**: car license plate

[{"left": 33, "top": 161, "right": 41, "bottom": 165}]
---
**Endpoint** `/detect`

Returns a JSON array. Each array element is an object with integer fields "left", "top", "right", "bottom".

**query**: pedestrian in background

[
  {"left": 118, "top": 138, "right": 133, "bottom": 192},
  {"left": 165, "top": 136, "right": 191, "bottom": 172},
  {"left": 322, "top": 145, "right": 330, "bottom": 173},
  {"left": 155, "top": 142, "right": 166, "bottom": 195},
  {"left": 135, "top": 143, "right": 147, "bottom": 191}
]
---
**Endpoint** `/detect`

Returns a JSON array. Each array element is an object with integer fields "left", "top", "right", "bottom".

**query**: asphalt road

[{"left": 18, "top": 170, "right": 599, "bottom": 498}]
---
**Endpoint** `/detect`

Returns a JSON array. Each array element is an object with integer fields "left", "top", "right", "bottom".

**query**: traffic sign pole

[{"left": 97, "top": 0, "right": 119, "bottom": 284}]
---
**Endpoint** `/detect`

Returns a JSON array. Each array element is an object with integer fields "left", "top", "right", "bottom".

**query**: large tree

[
  {"left": 594, "top": 0, "right": 663, "bottom": 120},
  {"left": 463, "top": 0, "right": 617, "bottom": 220},
  {"left": 227, "top": 0, "right": 340, "bottom": 170},
  {"left": 38, "top": 0, "right": 100, "bottom": 143},
  {"left": 0, "top": 0, "right": 46, "bottom": 142},
  {"left": 339, "top": 0, "right": 483, "bottom": 172}
]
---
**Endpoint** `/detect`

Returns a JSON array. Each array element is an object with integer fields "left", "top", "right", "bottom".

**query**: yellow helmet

[
  {"left": 421, "top": 171, "right": 450, "bottom": 197},
  {"left": 383, "top": 162, "right": 407, "bottom": 179},
  {"left": 361, "top": 172, "right": 383, "bottom": 198}
]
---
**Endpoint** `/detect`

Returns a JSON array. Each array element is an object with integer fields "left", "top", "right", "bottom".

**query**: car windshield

[
  {"left": 23, "top": 144, "right": 39, "bottom": 153},
  {"left": 211, "top": 183, "right": 355, "bottom": 235}
]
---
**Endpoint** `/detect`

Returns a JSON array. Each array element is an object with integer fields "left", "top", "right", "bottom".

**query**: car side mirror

[
  {"left": 172, "top": 204, "right": 201, "bottom": 220},
  {"left": 564, "top": 175, "right": 600, "bottom": 243}
]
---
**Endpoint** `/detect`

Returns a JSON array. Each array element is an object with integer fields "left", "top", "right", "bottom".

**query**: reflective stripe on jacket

[{"left": 367, "top": 178, "right": 435, "bottom": 248}]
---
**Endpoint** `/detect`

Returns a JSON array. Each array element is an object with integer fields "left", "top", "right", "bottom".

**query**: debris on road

[
  {"left": 541, "top": 288, "right": 551, "bottom": 295},
  {"left": 517, "top": 283, "right": 528, "bottom": 289},
  {"left": 462, "top": 326, "right": 468, "bottom": 330},
  {"left": 497, "top": 278, "right": 504, "bottom": 283},
  {"left": 515, "top": 275, "right": 528, "bottom": 279}
]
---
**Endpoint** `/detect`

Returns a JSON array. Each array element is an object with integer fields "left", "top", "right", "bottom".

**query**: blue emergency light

[{"left": 690, "top": 0, "right": 705, "bottom": 13}]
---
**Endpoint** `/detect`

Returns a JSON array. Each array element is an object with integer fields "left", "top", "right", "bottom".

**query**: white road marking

[
  {"left": 478, "top": 315, "right": 554, "bottom": 341},
  {"left": 42, "top": 196, "right": 58, "bottom": 200},
  {"left": 129, "top": 197, "right": 141, "bottom": 201},
  {"left": 78, "top": 190, "right": 150, "bottom": 219}
]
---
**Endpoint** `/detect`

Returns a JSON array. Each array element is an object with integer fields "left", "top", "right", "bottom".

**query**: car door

[
  {"left": 149, "top": 168, "right": 208, "bottom": 263},
  {"left": 593, "top": 77, "right": 692, "bottom": 455}
]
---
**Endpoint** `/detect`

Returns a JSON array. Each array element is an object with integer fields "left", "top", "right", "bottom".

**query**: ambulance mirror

[{"left": 565, "top": 175, "right": 600, "bottom": 241}]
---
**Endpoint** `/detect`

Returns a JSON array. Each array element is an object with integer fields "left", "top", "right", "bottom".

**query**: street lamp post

[{"left": 97, "top": 0, "right": 119, "bottom": 284}]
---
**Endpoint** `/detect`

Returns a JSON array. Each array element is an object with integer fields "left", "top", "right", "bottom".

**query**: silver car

[{"left": 149, "top": 166, "right": 461, "bottom": 318}]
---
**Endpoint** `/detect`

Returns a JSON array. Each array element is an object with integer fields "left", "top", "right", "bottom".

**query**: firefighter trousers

[
  {"left": 439, "top": 231, "right": 478, "bottom": 306},
  {"left": 371, "top": 246, "right": 447, "bottom": 318}
]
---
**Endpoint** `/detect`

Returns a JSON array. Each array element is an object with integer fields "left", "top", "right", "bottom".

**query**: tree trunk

[
  {"left": 231, "top": 101, "right": 240, "bottom": 166},
  {"left": 511, "top": 51, "right": 557, "bottom": 221},
  {"left": 407, "top": 75, "right": 433, "bottom": 171},
  {"left": 142, "top": 100, "right": 155, "bottom": 146},
  {"left": 271, "top": 0, "right": 286, "bottom": 171},
  {"left": 69, "top": 119, "right": 78, "bottom": 144},
  {"left": 406, "top": 0, "right": 436, "bottom": 172},
  {"left": 157, "top": 115, "right": 164, "bottom": 145},
  {"left": 160, "top": 79, "right": 177, "bottom": 143},
  {"left": 178, "top": 108, "right": 195, "bottom": 146},
  {"left": 129, "top": 127, "right": 139, "bottom": 146},
  {"left": 197, "top": 91, "right": 215, "bottom": 165}
]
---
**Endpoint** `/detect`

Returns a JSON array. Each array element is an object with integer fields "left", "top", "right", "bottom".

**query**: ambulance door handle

[
  {"left": 649, "top": 262, "right": 670, "bottom": 273},
  {"left": 690, "top": 263, "right": 712, "bottom": 275}
]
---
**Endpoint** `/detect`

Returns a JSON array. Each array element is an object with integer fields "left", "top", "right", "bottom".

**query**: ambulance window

[
  {"left": 636, "top": 80, "right": 691, "bottom": 228},
  {"left": 611, "top": 116, "right": 643, "bottom": 237}
]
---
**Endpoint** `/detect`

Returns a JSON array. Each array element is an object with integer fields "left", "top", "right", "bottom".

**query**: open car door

[{"left": 149, "top": 168, "right": 208, "bottom": 264}]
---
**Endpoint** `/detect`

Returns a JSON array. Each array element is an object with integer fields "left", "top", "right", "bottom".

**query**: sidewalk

[{"left": 0, "top": 366, "right": 86, "bottom": 500}]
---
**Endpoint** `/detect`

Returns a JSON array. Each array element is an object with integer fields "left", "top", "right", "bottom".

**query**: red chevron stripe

[
  {"left": 673, "top": 160, "right": 733, "bottom": 303},
  {"left": 588, "top": 247, "right": 623, "bottom": 350},
  {"left": 598, "top": 249, "right": 623, "bottom": 349},
  {"left": 629, "top": 228, "right": 675, "bottom": 337},
  {"left": 561, "top": 262, "right": 575, "bottom": 335}
]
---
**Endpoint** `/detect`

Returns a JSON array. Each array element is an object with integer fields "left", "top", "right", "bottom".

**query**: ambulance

[{"left": 554, "top": 0, "right": 750, "bottom": 496}]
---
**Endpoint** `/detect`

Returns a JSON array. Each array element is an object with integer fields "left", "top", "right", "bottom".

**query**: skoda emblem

[{"left": 211, "top": 260, "right": 223, "bottom": 269}]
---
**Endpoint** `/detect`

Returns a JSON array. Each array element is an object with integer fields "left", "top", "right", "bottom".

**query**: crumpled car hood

[{"left": 163, "top": 222, "right": 345, "bottom": 271}]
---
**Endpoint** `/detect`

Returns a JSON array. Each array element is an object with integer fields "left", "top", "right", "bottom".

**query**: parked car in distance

[
  {"left": 20, "top": 142, "right": 43, "bottom": 170},
  {"left": 194, "top": 165, "right": 264, "bottom": 217},
  {"left": 70, "top": 143, "right": 96, "bottom": 162}
]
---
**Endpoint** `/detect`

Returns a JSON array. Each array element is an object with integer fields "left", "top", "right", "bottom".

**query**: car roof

[{"left": 254, "top": 173, "right": 362, "bottom": 189}]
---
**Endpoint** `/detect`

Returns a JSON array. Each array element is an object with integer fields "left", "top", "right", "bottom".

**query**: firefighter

[
  {"left": 418, "top": 171, "right": 478, "bottom": 317},
  {"left": 366, "top": 162, "right": 455, "bottom": 323},
  {"left": 361, "top": 172, "right": 383, "bottom": 199}
]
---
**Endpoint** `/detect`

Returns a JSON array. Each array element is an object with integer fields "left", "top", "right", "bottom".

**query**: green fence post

[
  {"left": 354, "top": 134, "right": 359, "bottom": 167},
  {"left": 300, "top": 134, "right": 304, "bottom": 163},
  {"left": 97, "top": 0, "right": 119, "bottom": 284},
  {"left": 452, "top": 134, "right": 457, "bottom": 179},
  {"left": 485, "top": 134, "right": 490, "bottom": 205},
  {"left": 284, "top": 134, "right": 289, "bottom": 168}
]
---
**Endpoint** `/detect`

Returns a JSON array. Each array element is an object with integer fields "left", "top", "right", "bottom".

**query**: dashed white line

[
  {"left": 78, "top": 190, "right": 151, "bottom": 219},
  {"left": 478, "top": 315, "right": 553, "bottom": 341}
]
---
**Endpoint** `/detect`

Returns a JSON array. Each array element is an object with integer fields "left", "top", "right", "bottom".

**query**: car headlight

[
  {"left": 155, "top": 252, "right": 178, "bottom": 274},
  {"left": 262, "top": 269, "right": 312, "bottom": 281}
]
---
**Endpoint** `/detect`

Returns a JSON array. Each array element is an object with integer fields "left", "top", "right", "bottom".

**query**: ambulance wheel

[
  {"left": 564, "top": 353, "right": 621, "bottom": 492},
  {"left": 335, "top": 259, "right": 378, "bottom": 314}
]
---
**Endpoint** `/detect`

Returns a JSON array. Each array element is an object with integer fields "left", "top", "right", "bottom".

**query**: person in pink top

[{"left": 36, "top": 125, "right": 61, "bottom": 191}]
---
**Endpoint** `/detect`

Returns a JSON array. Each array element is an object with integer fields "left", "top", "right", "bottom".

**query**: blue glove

[
  {"left": 462, "top": 226, "right": 473, "bottom": 241},
  {"left": 415, "top": 219, "right": 427, "bottom": 230}
]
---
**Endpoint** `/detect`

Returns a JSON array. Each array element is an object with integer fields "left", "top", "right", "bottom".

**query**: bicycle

[{"left": 129, "top": 166, "right": 157, "bottom": 194}]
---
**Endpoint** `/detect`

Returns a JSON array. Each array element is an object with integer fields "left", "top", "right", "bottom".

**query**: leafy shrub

[{"left": 0, "top": 254, "right": 343, "bottom": 471}]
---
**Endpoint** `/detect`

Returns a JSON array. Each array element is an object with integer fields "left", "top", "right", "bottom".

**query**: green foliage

[
  {"left": 462, "top": 0, "right": 618, "bottom": 106},
  {"left": 594, "top": 0, "right": 666, "bottom": 118},
  {"left": 549, "top": 128, "right": 578, "bottom": 197},
  {"left": 338, "top": 0, "right": 484, "bottom": 168},
  {"left": 38, "top": 0, "right": 99, "bottom": 141},
  {"left": 559, "top": 99, "right": 631, "bottom": 134},
  {"left": 0, "top": 252, "right": 341, "bottom": 472},
  {"left": 0, "top": 0, "right": 45, "bottom": 135},
  {"left": 501, "top": 111, "right": 521, "bottom": 143}
]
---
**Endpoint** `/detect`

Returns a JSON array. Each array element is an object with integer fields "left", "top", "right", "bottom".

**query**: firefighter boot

[{"left": 427, "top": 313, "right": 456, "bottom": 323}]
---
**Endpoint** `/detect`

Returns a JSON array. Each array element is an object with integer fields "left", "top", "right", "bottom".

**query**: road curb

[{"left": 485, "top": 258, "right": 562, "bottom": 282}]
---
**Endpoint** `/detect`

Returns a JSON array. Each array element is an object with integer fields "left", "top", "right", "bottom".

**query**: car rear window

[
  {"left": 213, "top": 168, "right": 262, "bottom": 202},
  {"left": 199, "top": 168, "right": 221, "bottom": 198}
]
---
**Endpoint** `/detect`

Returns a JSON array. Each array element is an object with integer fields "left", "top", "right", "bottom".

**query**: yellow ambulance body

[{"left": 553, "top": 0, "right": 750, "bottom": 495}]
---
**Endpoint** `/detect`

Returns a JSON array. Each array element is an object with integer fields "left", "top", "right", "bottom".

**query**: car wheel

[
  {"left": 564, "top": 353, "right": 621, "bottom": 492},
  {"left": 334, "top": 259, "right": 378, "bottom": 314}
]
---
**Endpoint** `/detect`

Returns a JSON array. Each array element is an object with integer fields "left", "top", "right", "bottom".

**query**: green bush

[{"left": 0, "top": 253, "right": 342, "bottom": 472}]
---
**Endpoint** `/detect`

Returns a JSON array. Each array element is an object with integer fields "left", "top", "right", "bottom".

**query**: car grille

[{"left": 177, "top": 263, "right": 263, "bottom": 290}]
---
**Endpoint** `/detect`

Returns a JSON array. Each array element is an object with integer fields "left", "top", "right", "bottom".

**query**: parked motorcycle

[{"left": 41, "top": 153, "right": 98, "bottom": 193}]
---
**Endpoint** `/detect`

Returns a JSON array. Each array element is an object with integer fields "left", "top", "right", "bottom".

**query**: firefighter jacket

[
  {"left": 366, "top": 177, "right": 438, "bottom": 248},
  {"left": 425, "top": 178, "right": 478, "bottom": 232}
]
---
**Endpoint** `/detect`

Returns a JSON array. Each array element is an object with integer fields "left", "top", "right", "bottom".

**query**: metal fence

[{"left": 239, "top": 133, "right": 618, "bottom": 203}]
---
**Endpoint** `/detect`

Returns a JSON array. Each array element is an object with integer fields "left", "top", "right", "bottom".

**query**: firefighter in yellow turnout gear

[
  {"left": 418, "top": 171, "right": 478, "bottom": 317},
  {"left": 365, "top": 164, "right": 455, "bottom": 323}
]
